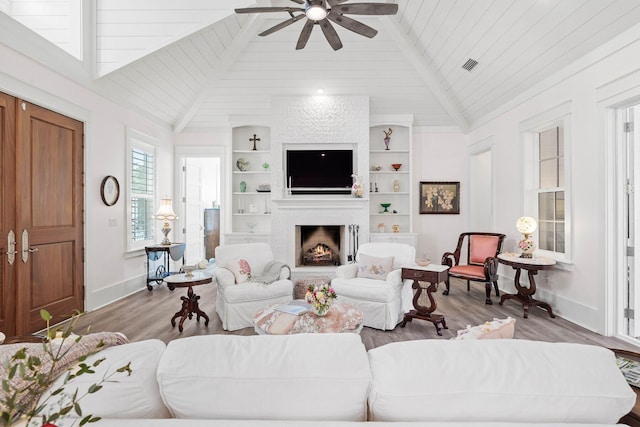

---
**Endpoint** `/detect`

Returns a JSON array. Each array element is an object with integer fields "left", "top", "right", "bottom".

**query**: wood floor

[{"left": 64, "top": 277, "right": 640, "bottom": 352}]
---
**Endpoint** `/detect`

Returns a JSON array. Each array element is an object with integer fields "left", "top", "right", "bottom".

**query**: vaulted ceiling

[{"left": 4, "top": 0, "right": 640, "bottom": 133}]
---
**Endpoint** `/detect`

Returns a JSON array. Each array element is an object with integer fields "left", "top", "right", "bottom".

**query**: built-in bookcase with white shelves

[
  {"left": 369, "top": 121, "right": 416, "bottom": 245},
  {"left": 231, "top": 125, "right": 272, "bottom": 238}
]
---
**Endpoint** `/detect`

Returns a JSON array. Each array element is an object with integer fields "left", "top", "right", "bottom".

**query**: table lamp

[
  {"left": 516, "top": 216, "right": 537, "bottom": 258},
  {"left": 155, "top": 197, "right": 178, "bottom": 245}
]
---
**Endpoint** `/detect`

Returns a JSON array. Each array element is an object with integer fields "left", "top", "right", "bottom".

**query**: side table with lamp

[
  {"left": 145, "top": 197, "right": 185, "bottom": 291},
  {"left": 498, "top": 216, "right": 556, "bottom": 318}
]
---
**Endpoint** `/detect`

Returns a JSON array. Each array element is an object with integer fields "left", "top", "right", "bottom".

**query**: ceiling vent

[{"left": 462, "top": 58, "right": 479, "bottom": 71}]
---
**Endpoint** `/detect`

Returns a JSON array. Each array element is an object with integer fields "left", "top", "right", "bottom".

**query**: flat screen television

[{"left": 286, "top": 149, "right": 353, "bottom": 194}]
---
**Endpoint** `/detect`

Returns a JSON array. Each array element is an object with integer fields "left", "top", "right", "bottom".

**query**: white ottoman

[
  {"left": 157, "top": 333, "right": 371, "bottom": 421},
  {"left": 367, "top": 339, "right": 635, "bottom": 423}
]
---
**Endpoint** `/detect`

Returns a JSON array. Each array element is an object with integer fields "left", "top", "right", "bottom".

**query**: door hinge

[
  {"left": 625, "top": 122, "right": 634, "bottom": 133},
  {"left": 625, "top": 308, "right": 635, "bottom": 319},
  {"left": 628, "top": 246, "right": 635, "bottom": 257},
  {"left": 627, "top": 184, "right": 634, "bottom": 194},
  {"left": 182, "top": 228, "right": 186, "bottom": 234},
  {"left": 182, "top": 166, "right": 186, "bottom": 172}
]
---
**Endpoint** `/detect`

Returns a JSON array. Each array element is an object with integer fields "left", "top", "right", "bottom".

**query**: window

[
  {"left": 126, "top": 129, "right": 157, "bottom": 251},
  {"left": 520, "top": 102, "right": 572, "bottom": 264},
  {"left": 537, "top": 127, "right": 565, "bottom": 253}
]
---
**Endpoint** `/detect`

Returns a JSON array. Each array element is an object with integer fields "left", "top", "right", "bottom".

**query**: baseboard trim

[
  {"left": 497, "top": 272, "right": 602, "bottom": 334},
  {"left": 85, "top": 274, "right": 147, "bottom": 312}
]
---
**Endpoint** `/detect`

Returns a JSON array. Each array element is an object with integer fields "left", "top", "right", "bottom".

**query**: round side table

[{"left": 164, "top": 272, "right": 212, "bottom": 332}]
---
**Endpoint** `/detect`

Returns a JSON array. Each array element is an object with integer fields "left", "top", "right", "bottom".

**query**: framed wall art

[{"left": 419, "top": 181, "right": 460, "bottom": 214}]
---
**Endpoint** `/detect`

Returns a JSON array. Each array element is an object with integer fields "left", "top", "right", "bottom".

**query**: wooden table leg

[
  {"left": 400, "top": 280, "right": 448, "bottom": 335},
  {"left": 171, "top": 286, "right": 210, "bottom": 332},
  {"left": 499, "top": 267, "right": 555, "bottom": 318}
]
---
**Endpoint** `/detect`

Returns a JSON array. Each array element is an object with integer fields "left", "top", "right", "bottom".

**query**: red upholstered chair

[{"left": 441, "top": 232, "right": 506, "bottom": 305}]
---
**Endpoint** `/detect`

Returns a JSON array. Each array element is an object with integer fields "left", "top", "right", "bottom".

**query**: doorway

[
  {"left": 176, "top": 149, "right": 224, "bottom": 265},
  {"left": 617, "top": 104, "right": 640, "bottom": 340},
  {"left": 1, "top": 93, "right": 84, "bottom": 335}
]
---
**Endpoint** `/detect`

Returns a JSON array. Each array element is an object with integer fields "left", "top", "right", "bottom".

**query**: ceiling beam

[
  {"left": 173, "top": 14, "right": 263, "bottom": 134},
  {"left": 380, "top": 17, "right": 470, "bottom": 133}
]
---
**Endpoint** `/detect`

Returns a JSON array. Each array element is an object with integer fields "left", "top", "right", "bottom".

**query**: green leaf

[
  {"left": 40, "top": 308, "right": 52, "bottom": 321},
  {"left": 74, "top": 401, "right": 83, "bottom": 416},
  {"left": 87, "top": 383, "right": 102, "bottom": 393}
]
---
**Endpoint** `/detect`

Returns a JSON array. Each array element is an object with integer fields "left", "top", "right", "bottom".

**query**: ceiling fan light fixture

[{"left": 305, "top": 1, "right": 327, "bottom": 21}]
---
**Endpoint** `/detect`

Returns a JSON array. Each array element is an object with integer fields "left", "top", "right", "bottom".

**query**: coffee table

[
  {"left": 164, "top": 271, "right": 212, "bottom": 332},
  {"left": 253, "top": 300, "right": 363, "bottom": 335}
]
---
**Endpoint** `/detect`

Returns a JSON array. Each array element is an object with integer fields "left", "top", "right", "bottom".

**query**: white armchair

[
  {"left": 214, "top": 243, "right": 293, "bottom": 331},
  {"left": 331, "top": 242, "right": 415, "bottom": 330}
]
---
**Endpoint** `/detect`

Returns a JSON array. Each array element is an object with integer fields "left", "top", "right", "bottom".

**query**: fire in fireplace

[{"left": 297, "top": 225, "right": 343, "bottom": 267}]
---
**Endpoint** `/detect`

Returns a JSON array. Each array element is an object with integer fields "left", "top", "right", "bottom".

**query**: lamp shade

[
  {"left": 516, "top": 216, "right": 537, "bottom": 234},
  {"left": 154, "top": 198, "right": 177, "bottom": 221}
]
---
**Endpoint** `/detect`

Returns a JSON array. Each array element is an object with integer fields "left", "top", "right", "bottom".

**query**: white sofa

[
  {"left": 214, "top": 243, "right": 293, "bottom": 331},
  {"left": 331, "top": 242, "right": 416, "bottom": 330},
  {"left": 40, "top": 334, "right": 635, "bottom": 426}
]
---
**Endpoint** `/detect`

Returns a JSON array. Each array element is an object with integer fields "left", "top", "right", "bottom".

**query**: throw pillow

[
  {"left": 226, "top": 258, "right": 252, "bottom": 284},
  {"left": 453, "top": 317, "right": 516, "bottom": 340},
  {"left": 357, "top": 254, "right": 394, "bottom": 280}
]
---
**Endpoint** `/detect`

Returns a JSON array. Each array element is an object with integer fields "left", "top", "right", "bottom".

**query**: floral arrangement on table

[
  {"left": 305, "top": 284, "right": 337, "bottom": 317},
  {"left": 1, "top": 310, "right": 132, "bottom": 427}
]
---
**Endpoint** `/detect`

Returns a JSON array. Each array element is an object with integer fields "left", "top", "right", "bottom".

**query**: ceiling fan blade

[
  {"left": 327, "top": 12, "right": 377, "bottom": 38},
  {"left": 259, "top": 14, "right": 306, "bottom": 36},
  {"left": 289, "top": 0, "right": 304, "bottom": 3},
  {"left": 319, "top": 19, "right": 343, "bottom": 50},
  {"left": 332, "top": 3, "right": 399, "bottom": 15},
  {"left": 327, "top": 0, "right": 349, "bottom": 5},
  {"left": 235, "top": 7, "right": 303, "bottom": 14},
  {"left": 296, "top": 19, "right": 315, "bottom": 50}
]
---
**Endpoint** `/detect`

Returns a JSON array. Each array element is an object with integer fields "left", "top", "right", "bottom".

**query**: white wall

[
  {"left": 0, "top": 43, "right": 174, "bottom": 312},
  {"left": 467, "top": 29, "right": 640, "bottom": 334},
  {"left": 412, "top": 130, "right": 469, "bottom": 262}
]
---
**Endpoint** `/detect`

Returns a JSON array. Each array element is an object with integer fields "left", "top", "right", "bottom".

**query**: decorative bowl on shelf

[
  {"left": 236, "top": 158, "right": 249, "bottom": 171},
  {"left": 391, "top": 163, "right": 402, "bottom": 171},
  {"left": 380, "top": 203, "right": 391, "bottom": 213},
  {"left": 256, "top": 184, "right": 271, "bottom": 192},
  {"left": 371, "top": 165, "right": 382, "bottom": 171},
  {"left": 247, "top": 222, "right": 257, "bottom": 233},
  {"left": 416, "top": 259, "right": 431, "bottom": 267}
]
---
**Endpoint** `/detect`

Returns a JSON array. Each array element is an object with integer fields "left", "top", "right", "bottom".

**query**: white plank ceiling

[{"left": 5, "top": 0, "right": 640, "bottom": 131}]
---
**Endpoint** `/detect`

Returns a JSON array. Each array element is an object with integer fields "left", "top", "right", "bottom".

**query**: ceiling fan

[{"left": 235, "top": 0, "right": 399, "bottom": 51}]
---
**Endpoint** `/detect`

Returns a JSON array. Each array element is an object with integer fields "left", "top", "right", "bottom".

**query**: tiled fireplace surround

[{"left": 269, "top": 96, "right": 371, "bottom": 272}]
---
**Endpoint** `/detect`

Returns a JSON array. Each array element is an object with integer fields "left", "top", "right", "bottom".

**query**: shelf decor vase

[
  {"left": 312, "top": 304, "right": 331, "bottom": 316},
  {"left": 351, "top": 174, "right": 363, "bottom": 198},
  {"left": 240, "top": 181, "right": 247, "bottom": 193},
  {"left": 383, "top": 128, "right": 393, "bottom": 150}
]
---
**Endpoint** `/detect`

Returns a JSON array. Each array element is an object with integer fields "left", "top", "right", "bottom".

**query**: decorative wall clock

[{"left": 100, "top": 175, "right": 120, "bottom": 206}]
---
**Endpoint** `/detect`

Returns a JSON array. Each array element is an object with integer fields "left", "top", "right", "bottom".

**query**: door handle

[
  {"left": 6, "top": 230, "right": 16, "bottom": 265},
  {"left": 21, "top": 229, "right": 37, "bottom": 263}
]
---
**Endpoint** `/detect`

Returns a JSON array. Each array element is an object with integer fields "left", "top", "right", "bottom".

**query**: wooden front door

[
  {"left": 0, "top": 92, "right": 16, "bottom": 335},
  {"left": 15, "top": 100, "right": 84, "bottom": 334}
]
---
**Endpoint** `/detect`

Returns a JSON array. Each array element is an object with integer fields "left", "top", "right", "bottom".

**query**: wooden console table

[
  {"left": 400, "top": 265, "right": 449, "bottom": 335},
  {"left": 497, "top": 253, "right": 556, "bottom": 319}
]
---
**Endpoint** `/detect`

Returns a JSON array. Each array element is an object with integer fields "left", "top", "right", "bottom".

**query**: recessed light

[{"left": 317, "top": 88, "right": 324, "bottom": 94}]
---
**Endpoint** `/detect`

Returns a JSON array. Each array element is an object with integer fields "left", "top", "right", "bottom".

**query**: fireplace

[{"left": 296, "top": 225, "right": 344, "bottom": 267}]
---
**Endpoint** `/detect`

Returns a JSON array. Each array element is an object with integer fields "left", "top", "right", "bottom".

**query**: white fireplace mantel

[{"left": 273, "top": 198, "right": 368, "bottom": 210}]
